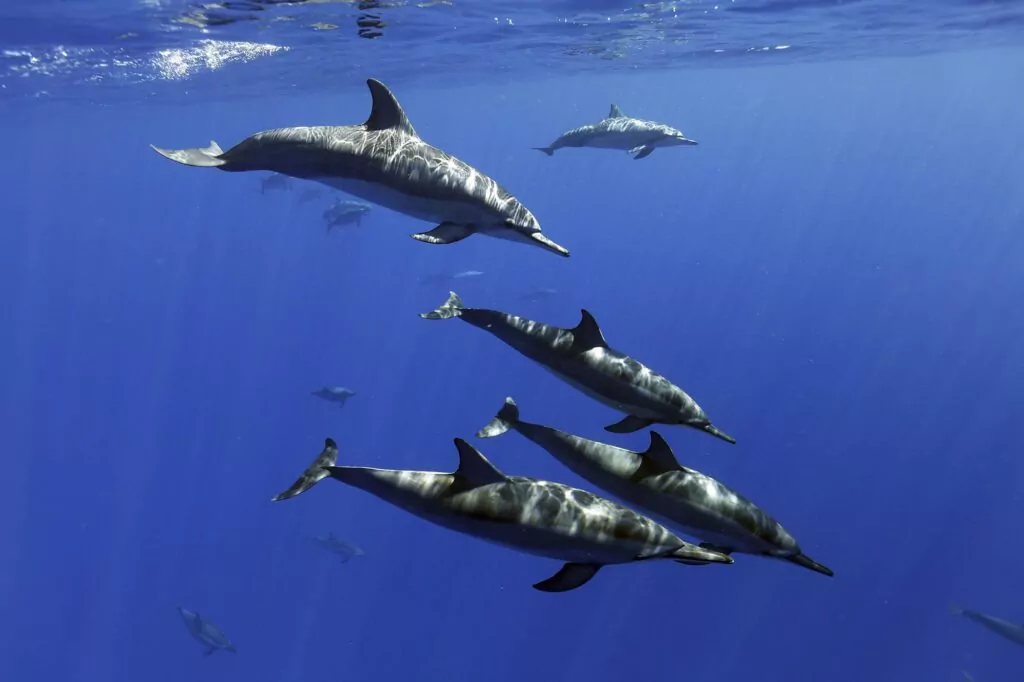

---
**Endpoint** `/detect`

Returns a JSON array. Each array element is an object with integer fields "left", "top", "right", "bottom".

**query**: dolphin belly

[{"left": 313, "top": 176, "right": 495, "bottom": 225}]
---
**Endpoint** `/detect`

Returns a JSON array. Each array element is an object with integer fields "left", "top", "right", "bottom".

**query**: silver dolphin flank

[
  {"left": 477, "top": 397, "right": 832, "bottom": 577},
  {"left": 534, "top": 103, "right": 698, "bottom": 160},
  {"left": 420, "top": 291, "right": 735, "bottom": 444},
  {"left": 272, "top": 437, "right": 732, "bottom": 592},
  {"left": 176, "top": 606, "right": 237, "bottom": 656},
  {"left": 151, "top": 79, "right": 569, "bottom": 257}
]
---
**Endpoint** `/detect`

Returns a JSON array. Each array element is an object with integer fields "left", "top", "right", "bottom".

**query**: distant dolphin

[
  {"left": 151, "top": 79, "right": 569, "bottom": 257},
  {"left": 176, "top": 606, "right": 236, "bottom": 656},
  {"left": 323, "top": 199, "right": 372, "bottom": 232},
  {"left": 259, "top": 172, "right": 292, "bottom": 193},
  {"left": 418, "top": 270, "right": 485, "bottom": 285},
  {"left": 951, "top": 603, "right": 1024, "bottom": 647},
  {"left": 312, "top": 386, "right": 355, "bottom": 407},
  {"left": 272, "top": 437, "right": 732, "bottom": 592},
  {"left": 420, "top": 292, "right": 735, "bottom": 443},
  {"left": 311, "top": 532, "right": 365, "bottom": 563},
  {"left": 478, "top": 397, "right": 832, "bottom": 577},
  {"left": 297, "top": 187, "right": 325, "bottom": 205},
  {"left": 520, "top": 287, "right": 558, "bottom": 302},
  {"left": 534, "top": 104, "right": 698, "bottom": 160}
]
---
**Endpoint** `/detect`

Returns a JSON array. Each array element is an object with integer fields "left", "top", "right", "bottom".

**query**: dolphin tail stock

[
  {"left": 419, "top": 291, "right": 465, "bottom": 320},
  {"left": 476, "top": 396, "right": 520, "bottom": 438},
  {"left": 703, "top": 423, "right": 737, "bottom": 445},
  {"left": 271, "top": 438, "right": 340, "bottom": 502},
  {"left": 150, "top": 140, "right": 227, "bottom": 168},
  {"left": 532, "top": 146, "right": 555, "bottom": 156},
  {"left": 784, "top": 552, "right": 834, "bottom": 577}
]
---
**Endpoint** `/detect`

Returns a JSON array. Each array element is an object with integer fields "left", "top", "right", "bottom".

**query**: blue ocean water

[{"left": 2, "top": 1, "right": 1024, "bottom": 681}]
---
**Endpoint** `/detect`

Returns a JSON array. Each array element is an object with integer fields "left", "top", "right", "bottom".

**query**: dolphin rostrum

[
  {"left": 951, "top": 603, "right": 1024, "bottom": 647},
  {"left": 534, "top": 104, "right": 698, "bottom": 160},
  {"left": 420, "top": 292, "right": 735, "bottom": 443},
  {"left": 151, "top": 79, "right": 569, "bottom": 257},
  {"left": 272, "top": 437, "right": 732, "bottom": 592},
  {"left": 312, "top": 386, "right": 355, "bottom": 407},
  {"left": 176, "top": 606, "right": 237, "bottom": 656},
  {"left": 478, "top": 397, "right": 831, "bottom": 577}
]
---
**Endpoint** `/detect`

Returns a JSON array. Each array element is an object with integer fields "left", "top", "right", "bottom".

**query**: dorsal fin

[
  {"left": 568, "top": 309, "right": 608, "bottom": 353},
  {"left": 641, "top": 432, "right": 685, "bottom": 472},
  {"left": 453, "top": 438, "right": 506, "bottom": 487},
  {"left": 364, "top": 79, "right": 417, "bottom": 137},
  {"left": 608, "top": 104, "right": 625, "bottom": 118}
]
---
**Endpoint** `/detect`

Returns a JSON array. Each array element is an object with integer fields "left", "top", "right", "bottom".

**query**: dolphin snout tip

[
  {"left": 682, "top": 138, "right": 698, "bottom": 146},
  {"left": 530, "top": 232, "right": 570, "bottom": 257}
]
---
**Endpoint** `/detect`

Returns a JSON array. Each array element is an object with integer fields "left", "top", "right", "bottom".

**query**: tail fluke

[
  {"left": 272, "top": 438, "right": 339, "bottom": 501},
  {"left": 703, "top": 423, "right": 737, "bottom": 445},
  {"left": 150, "top": 140, "right": 226, "bottom": 167},
  {"left": 419, "top": 291, "right": 465, "bottom": 320},
  {"left": 476, "top": 397, "right": 520, "bottom": 438},
  {"left": 532, "top": 147, "right": 555, "bottom": 156},
  {"left": 785, "top": 552, "right": 834, "bottom": 577}
]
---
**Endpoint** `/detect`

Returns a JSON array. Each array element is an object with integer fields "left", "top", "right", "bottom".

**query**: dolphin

[
  {"left": 478, "top": 397, "right": 832, "bottom": 577},
  {"left": 297, "top": 187, "right": 325, "bottom": 205},
  {"left": 521, "top": 287, "right": 558, "bottom": 302},
  {"left": 151, "top": 78, "right": 569, "bottom": 258},
  {"left": 176, "top": 606, "right": 236, "bottom": 656},
  {"left": 323, "top": 199, "right": 372, "bottom": 232},
  {"left": 259, "top": 172, "right": 292, "bottom": 194},
  {"left": 312, "top": 386, "right": 355, "bottom": 407},
  {"left": 418, "top": 270, "right": 485, "bottom": 286},
  {"left": 534, "top": 104, "right": 698, "bottom": 160},
  {"left": 310, "top": 532, "right": 365, "bottom": 563},
  {"left": 951, "top": 603, "right": 1024, "bottom": 647},
  {"left": 272, "top": 437, "right": 732, "bottom": 592},
  {"left": 420, "top": 292, "right": 735, "bottom": 443}
]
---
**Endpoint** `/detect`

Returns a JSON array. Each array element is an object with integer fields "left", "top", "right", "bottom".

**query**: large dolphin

[
  {"left": 272, "top": 437, "right": 732, "bottom": 592},
  {"left": 151, "top": 79, "right": 569, "bottom": 257},
  {"left": 951, "top": 604, "right": 1024, "bottom": 647},
  {"left": 420, "top": 292, "right": 735, "bottom": 443},
  {"left": 478, "top": 397, "right": 832, "bottom": 577},
  {"left": 176, "top": 606, "right": 237, "bottom": 656},
  {"left": 534, "top": 104, "right": 697, "bottom": 160}
]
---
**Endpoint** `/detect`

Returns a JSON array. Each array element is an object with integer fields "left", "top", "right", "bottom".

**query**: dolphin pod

[
  {"left": 151, "top": 79, "right": 569, "bottom": 258},
  {"left": 477, "top": 397, "right": 832, "bottom": 577},
  {"left": 420, "top": 291, "right": 736, "bottom": 444},
  {"left": 272, "top": 437, "right": 732, "bottom": 592}
]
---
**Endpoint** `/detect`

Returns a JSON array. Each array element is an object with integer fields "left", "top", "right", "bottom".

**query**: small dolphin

[
  {"left": 478, "top": 397, "right": 831, "bottom": 577},
  {"left": 951, "top": 603, "right": 1024, "bottom": 647},
  {"left": 176, "top": 606, "right": 236, "bottom": 656},
  {"left": 312, "top": 386, "right": 356, "bottom": 407},
  {"left": 420, "top": 292, "right": 735, "bottom": 443},
  {"left": 259, "top": 172, "right": 292, "bottom": 194},
  {"left": 520, "top": 287, "right": 558, "bottom": 302},
  {"left": 323, "top": 199, "right": 372, "bottom": 232},
  {"left": 962, "top": 672, "right": 976, "bottom": 682},
  {"left": 311, "top": 532, "right": 365, "bottom": 563},
  {"left": 534, "top": 104, "right": 698, "bottom": 160},
  {"left": 272, "top": 437, "right": 732, "bottom": 592},
  {"left": 297, "top": 187, "right": 325, "bottom": 205},
  {"left": 418, "top": 270, "right": 486, "bottom": 285},
  {"left": 151, "top": 79, "right": 569, "bottom": 257}
]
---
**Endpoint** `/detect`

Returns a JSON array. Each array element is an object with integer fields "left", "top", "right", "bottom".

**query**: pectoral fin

[
  {"left": 412, "top": 222, "right": 475, "bottom": 245},
  {"left": 605, "top": 415, "right": 653, "bottom": 433},
  {"left": 629, "top": 145, "right": 655, "bottom": 160},
  {"left": 533, "top": 563, "right": 601, "bottom": 592}
]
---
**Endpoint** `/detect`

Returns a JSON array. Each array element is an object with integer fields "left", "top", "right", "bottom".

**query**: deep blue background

[{"left": 2, "top": 47, "right": 1023, "bottom": 682}]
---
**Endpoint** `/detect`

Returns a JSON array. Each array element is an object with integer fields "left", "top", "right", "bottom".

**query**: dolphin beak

[
  {"left": 529, "top": 231, "right": 570, "bottom": 257},
  {"left": 680, "top": 137, "right": 698, "bottom": 146}
]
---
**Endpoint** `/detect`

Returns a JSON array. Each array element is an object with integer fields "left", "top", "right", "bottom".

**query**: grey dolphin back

[
  {"left": 271, "top": 438, "right": 340, "bottom": 501},
  {"left": 150, "top": 140, "right": 226, "bottom": 167}
]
